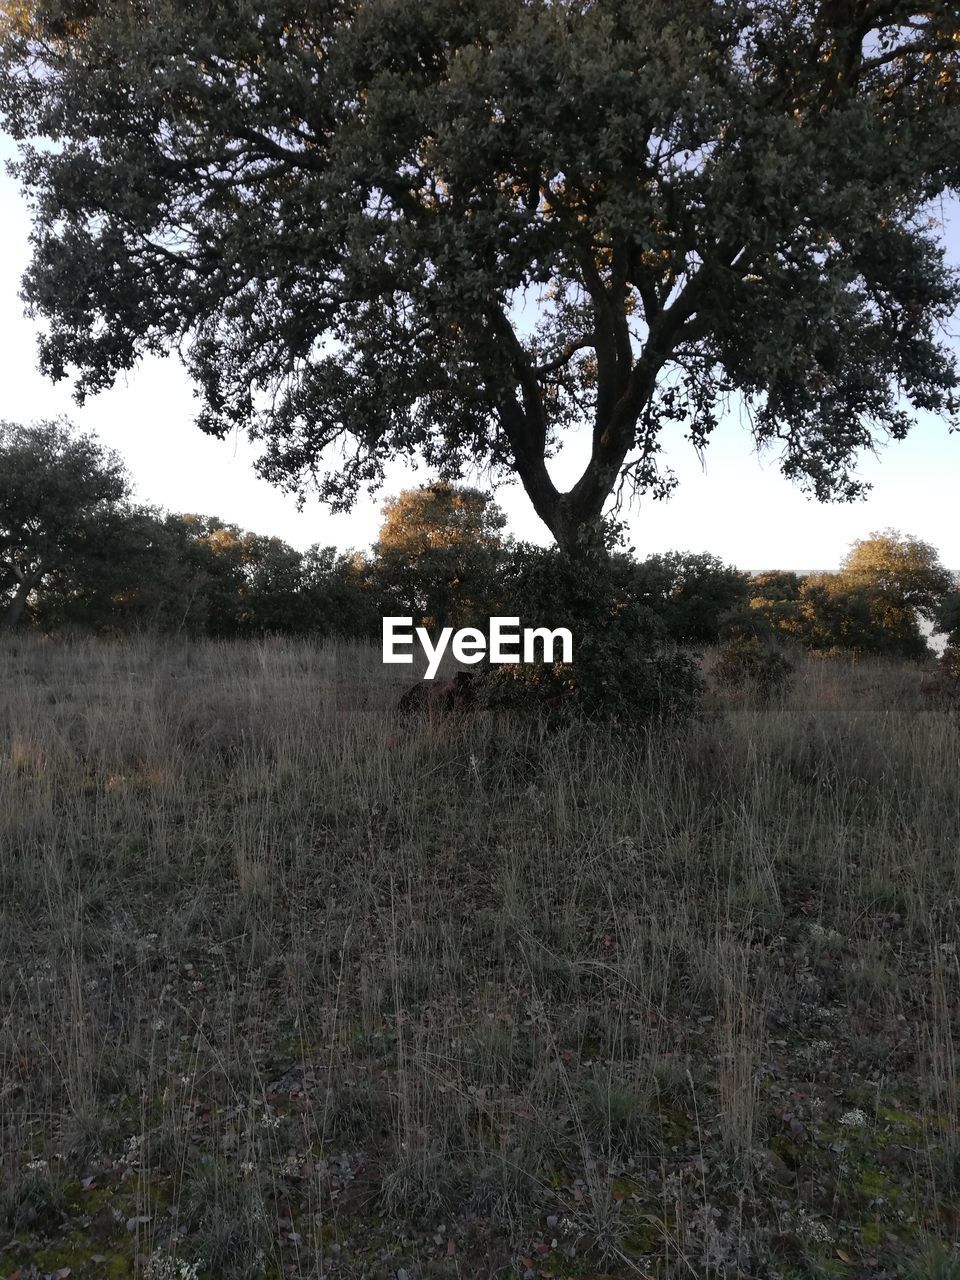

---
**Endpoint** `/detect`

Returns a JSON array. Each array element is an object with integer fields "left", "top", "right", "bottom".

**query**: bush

[
  {"left": 929, "top": 644, "right": 960, "bottom": 707},
  {"left": 712, "top": 636, "right": 795, "bottom": 703},
  {"left": 717, "top": 601, "right": 778, "bottom": 643},
  {"left": 618, "top": 550, "right": 751, "bottom": 645},
  {"left": 490, "top": 546, "right": 703, "bottom": 722},
  {"left": 937, "top": 590, "right": 960, "bottom": 648}
]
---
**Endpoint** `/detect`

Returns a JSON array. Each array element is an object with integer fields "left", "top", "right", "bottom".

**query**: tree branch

[{"left": 532, "top": 335, "right": 596, "bottom": 377}]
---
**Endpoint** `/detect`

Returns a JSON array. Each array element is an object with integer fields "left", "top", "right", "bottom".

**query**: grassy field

[{"left": 1, "top": 635, "right": 958, "bottom": 1280}]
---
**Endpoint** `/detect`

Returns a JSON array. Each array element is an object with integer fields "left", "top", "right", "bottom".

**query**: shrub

[
  {"left": 926, "top": 644, "right": 960, "bottom": 708},
  {"left": 712, "top": 636, "right": 795, "bottom": 703},
  {"left": 491, "top": 546, "right": 703, "bottom": 722},
  {"left": 937, "top": 590, "right": 960, "bottom": 647},
  {"left": 618, "top": 550, "right": 751, "bottom": 645},
  {"left": 717, "top": 601, "right": 779, "bottom": 643}
]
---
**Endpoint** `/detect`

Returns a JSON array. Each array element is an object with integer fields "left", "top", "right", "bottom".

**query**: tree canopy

[
  {"left": 0, "top": 418, "right": 130, "bottom": 627},
  {"left": 2, "top": 1, "right": 958, "bottom": 552},
  {"left": 838, "top": 528, "right": 954, "bottom": 622},
  {"left": 747, "top": 529, "right": 955, "bottom": 657},
  {"left": 373, "top": 482, "right": 508, "bottom": 629},
  {"left": 625, "top": 550, "right": 749, "bottom": 644}
]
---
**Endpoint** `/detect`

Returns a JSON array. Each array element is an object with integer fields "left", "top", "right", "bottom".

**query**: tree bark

[
  {"left": 1, "top": 577, "right": 34, "bottom": 629},
  {"left": 490, "top": 253, "right": 708, "bottom": 561}
]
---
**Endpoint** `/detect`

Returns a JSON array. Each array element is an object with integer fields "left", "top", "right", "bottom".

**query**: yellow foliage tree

[{"left": 373, "top": 483, "right": 508, "bottom": 631}]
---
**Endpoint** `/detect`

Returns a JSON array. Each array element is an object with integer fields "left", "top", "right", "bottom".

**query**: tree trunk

[
  {"left": 549, "top": 502, "right": 609, "bottom": 562},
  {"left": 1, "top": 578, "right": 34, "bottom": 629},
  {"left": 498, "top": 404, "right": 611, "bottom": 562},
  {"left": 495, "top": 289, "right": 686, "bottom": 562}
]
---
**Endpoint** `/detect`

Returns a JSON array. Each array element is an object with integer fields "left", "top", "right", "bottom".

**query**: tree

[
  {"left": 838, "top": 530, "right": 954, "bottom": 624},
  {"left": 373, "top": 483, "right": 508, "bottom": 630},
  {"left": 626, "top": 551, "right": 750, "bottom": 644},
  {"left": 241, "top": 532, "right": 311, "bottom": 633},
  {"left": 2, "top": 4, "right": 958, "bottom": 556},
  {"left": 750, "top": 533, "right": 953, "bottom": 658},
  {"left": 0, "top": 419, "right": 129, "bottom": 628},
  {"left": 148, "top": 518, "right": 376, "bottom": 636},
  {"left": 157, "top": 515, "right": 314, "bottom": 635},
  {"left": 159, "top": 515, "right": 249, "bottom": 636},
  {"left": 301, "top": 545, "right": 380, "bottom": 639},
  {"left": 743, "top": 570, "right": 806, "bottom": 636},
  {"left": 33, "top": 504, "right": 182, "bottom": 632},
  {"left": 793, "top": 572, "right": 929, "bottom": 658}
]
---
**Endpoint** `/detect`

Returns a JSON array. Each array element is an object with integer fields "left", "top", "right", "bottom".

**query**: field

[{"left": 1, "top": 635, "right": 958, "bottom": 1280}]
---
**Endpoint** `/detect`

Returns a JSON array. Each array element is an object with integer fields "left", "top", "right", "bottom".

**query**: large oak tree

[{"left": 2, "top": 1, "right": 959, "bottom": 553}]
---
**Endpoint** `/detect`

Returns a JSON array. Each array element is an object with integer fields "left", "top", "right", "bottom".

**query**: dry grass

[{"left": 0, "top": 634, "right": 958, "bottom": 1279}]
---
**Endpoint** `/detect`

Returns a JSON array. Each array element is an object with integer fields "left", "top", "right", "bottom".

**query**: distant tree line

[
  {"left": 2, "top": 421, "right": 957, "bottom": 663},
  {"left": 744, "top": 538, "right": 957, "bottom": 660}
]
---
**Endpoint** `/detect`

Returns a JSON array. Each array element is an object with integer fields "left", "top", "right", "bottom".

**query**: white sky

[{"left": 1, "top": 133, "right": 957, "bottom": 569}]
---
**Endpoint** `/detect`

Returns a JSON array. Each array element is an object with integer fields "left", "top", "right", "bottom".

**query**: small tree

[
  {"left": 794, "top": 572, "right": 929, "bottom": 658},
  {"left": 159, "top": 515, "right": 249, "bottom": 636},
  {"left": 747, "top": 536, "right": 953, "bottom": 659},
  {"left": 749, "top": 570, "right": 805, "bottom": 606},
  {"left": 158, "top": 515, "right": 313, "bottom": 636},
  {"left": 738, "top": 570, "right": 808, "bottom": 639},
  {"left": 236, "top": 532, "right": 309, "bottom": 634},
  {"left": 838, "top": 530, "right": 954, "bottom": 624},
  {"left": 301, "top": 546, "right": 380, "bottom": 640},
  {"left": 627, "top": 551, "right": 750, "bottom": 645},
  {"left": 0, "top": 419, "right": 129, "bottom": 628},
  {"left": 33, "top": 504, "right": 180, "bottom": 632},
  {"left": 373, "top": 483, "right": 508, "bottom": 631}
]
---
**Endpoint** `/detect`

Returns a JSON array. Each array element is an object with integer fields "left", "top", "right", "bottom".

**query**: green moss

[
  {"left": 858, "top": 1166, "right": 893, "bottom": 1197},
  {"left": 860, "top": 1219, "right": 885, "bottom": 1248},
  {"left": 878, "top": 1107, "right": 920, "bottom": 1131},
  {"left": 32, "top": 1235, "right": 132, "bottom": 1276},
  {"left": 63, "top": 1182, "right": 119, "bottom": 1213}
]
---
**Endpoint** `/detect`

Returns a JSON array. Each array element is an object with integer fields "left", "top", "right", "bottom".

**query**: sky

[{"left": 1, "top": 132, "right": 958, "bottom": 570}]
